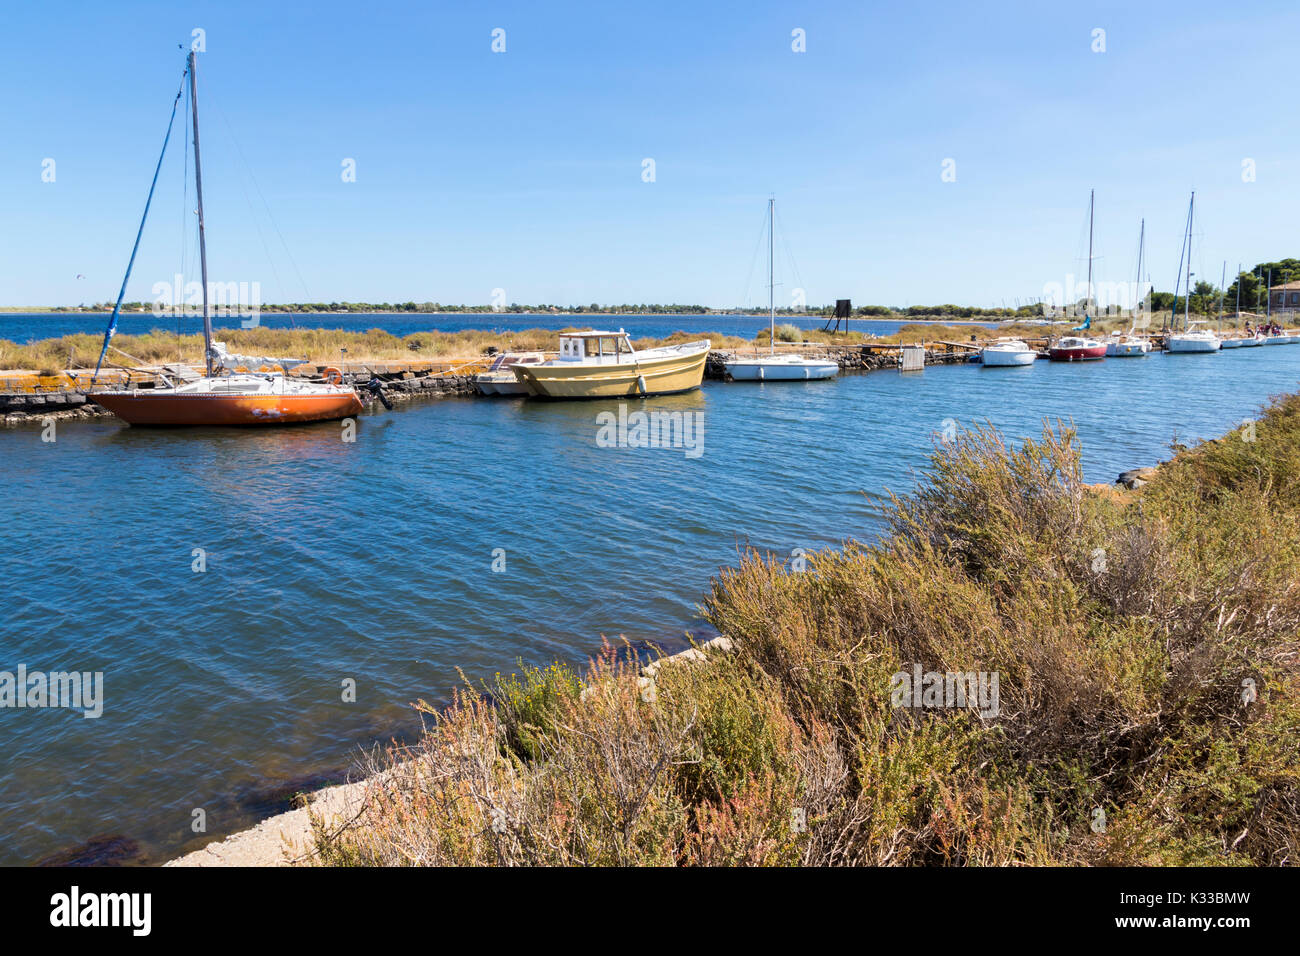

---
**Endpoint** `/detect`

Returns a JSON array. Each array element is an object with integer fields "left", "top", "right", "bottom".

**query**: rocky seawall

[
  {"left": 2, "top": 346, "right": 968, "bottom": 426},
  {"left": 0, "top": 365, "right": 479, "bottom": 426}
]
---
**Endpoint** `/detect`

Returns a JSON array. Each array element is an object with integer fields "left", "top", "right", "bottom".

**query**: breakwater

[
  {"left": 0, "top": 360, "right": 485, "bottom": 425},
  {"left": 0, "top": 345, "right": 970, "bottom": 425}
]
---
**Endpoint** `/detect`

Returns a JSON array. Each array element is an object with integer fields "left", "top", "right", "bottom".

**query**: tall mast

[
  {"left": 1236, "top": 262, "right": 1241, "bottom": 317},
  {"left": 188, "top": 50, "right": 213, "bottom": 376},
  {"left": 1086, "top": 189, "right": 1094, "bottom": 320},
  {"left": 1169, "top": 194, "right": 1191, "bottom": 331},
  {"left": 1184, "top": 192, "right": 1194, "bottom": 330},
  {"left": 759, "top": 196, "right": 769, "bottom": 356},
  {"left": 1133, "top": 218, "right": 1144, "bottom": 330},
  {"left": 1218, "top": 260, "right": 1226, "bottom": 329}
]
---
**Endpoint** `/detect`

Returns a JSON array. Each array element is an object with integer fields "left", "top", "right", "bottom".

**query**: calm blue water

[
  {"left": 2, "top": 344, "right": 1298, "bottom": 865},
  {"left": 0, "top": 311, "right": 996, "bottom": 345}
]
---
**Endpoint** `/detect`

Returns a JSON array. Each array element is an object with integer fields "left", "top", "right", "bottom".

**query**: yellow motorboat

[{"left": 513, "top": 330, "right": 710, "bottom": 399}]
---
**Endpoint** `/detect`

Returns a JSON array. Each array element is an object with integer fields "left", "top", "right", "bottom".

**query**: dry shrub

[
  {"left": 314, "top": 395, "right": 1300, "bottom": 866},
  {"left": 0, "top": 327, "right": 756, "bottom": 371}
]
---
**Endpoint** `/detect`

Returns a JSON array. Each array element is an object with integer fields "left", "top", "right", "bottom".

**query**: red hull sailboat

[
  {"left": 1048, "top": 190, "right": 1107, "bottom": 363},
  {"left": 89, "top": 51, "right": 364, "bottom": 427}
]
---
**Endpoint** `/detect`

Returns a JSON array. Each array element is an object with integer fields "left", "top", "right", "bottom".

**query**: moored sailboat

[
  {"left": 723, "top": 198, "right": 838, "bottom": 382},
  {"left": 1164, "top": 192, "right": 1221, "bottom": 355},
  {"left": 1166, "top": 323, "right": 1221, "bottom": 353},
  {"left": 1049, "top": 190, "right": 1107, "bottom": 362},
  {"left": 89, "top": 51, "right": 364, "bottom": 427},
  {"left": 1102, "top": 219, "right": 1152, "bottom": 356},
  {"left": 1048, "top": 336, "right": 1107, "bottom": 361}
]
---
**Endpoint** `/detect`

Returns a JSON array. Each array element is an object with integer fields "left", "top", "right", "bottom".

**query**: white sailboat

[
  {"left": 1222, "top": 263, "right": 1264, "bottom": 347},
  {"left": 724, "top": 198, "right": 838, "bottom": 382},
  {"left": 1103, "top": 219, "right": 1152, "bottom": 356},
  {"left": 1167, "top": 321, "right": 1221, "bottom": 353},
  {"left": 1165, "top": 192, "right": 1221, "bottom": 354}
]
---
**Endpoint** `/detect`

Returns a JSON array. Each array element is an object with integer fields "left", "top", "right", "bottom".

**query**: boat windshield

[{"left": 559, "top": 335, "right": 632, "bottom": 361}]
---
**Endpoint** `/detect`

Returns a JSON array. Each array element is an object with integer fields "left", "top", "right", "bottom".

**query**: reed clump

[{"left": 310, "top": 395, "right": 1300, "bottom": 866}]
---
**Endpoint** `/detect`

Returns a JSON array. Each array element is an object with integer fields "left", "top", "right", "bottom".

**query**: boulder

[{"left": 1116, "top": 466, "right": 1158, "bottom": 490}]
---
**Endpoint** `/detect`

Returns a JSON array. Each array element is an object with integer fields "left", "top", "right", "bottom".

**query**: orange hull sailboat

[
  {"left": 92, "top": 373, "right": 364, "bottom": 426},
  {"left": 89, "top": 51, "right": 366, "bottom": 427}
]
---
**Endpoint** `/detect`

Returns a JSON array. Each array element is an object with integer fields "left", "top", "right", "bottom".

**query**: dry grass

[
  {"left": 308, "top": 393, "right": 1300, "bottom": 866},
  {"left": 0, "top": 327, "right": 763, "bottom": 371},
  {"left": 2, "top": 317, "right": 1144, "bottom": 373}
]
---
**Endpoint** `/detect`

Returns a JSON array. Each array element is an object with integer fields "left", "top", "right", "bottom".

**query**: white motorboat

[
  {"left": 474, "top": 352, "right": 545, "bottom": 395},
  {"left": 1220, "top": 333, "right": 1263, "bottom": 349},
  {"left": 723, "top": 197, "right": 838, "bottom": 383},
  {"left": 980, "top": 339, "right": 1036, "bottom": 366}
]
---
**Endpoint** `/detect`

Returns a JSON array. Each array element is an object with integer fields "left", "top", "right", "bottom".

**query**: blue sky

[{"left": 1, "top": 0, "right": 1296, "bottom": 309}]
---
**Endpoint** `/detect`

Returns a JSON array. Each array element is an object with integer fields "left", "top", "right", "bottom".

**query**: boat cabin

[{"left": 558, "top": 330, "right": 636, "bottom": 363}]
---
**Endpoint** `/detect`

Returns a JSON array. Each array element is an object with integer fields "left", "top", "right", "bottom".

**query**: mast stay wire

[
  {"left": 738, "top": 202, "right": 770, "bottom": 312},
  {"left": 212, "top": 100, "right": 307, "bottom": 326}
]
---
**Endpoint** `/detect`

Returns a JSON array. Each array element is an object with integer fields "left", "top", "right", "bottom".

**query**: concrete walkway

[{"left": 166, "top": 777, "right": 368, "bottom": 867}]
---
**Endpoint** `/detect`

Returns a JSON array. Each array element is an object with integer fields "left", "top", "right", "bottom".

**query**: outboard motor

[{"left": 364, "top": 377, "right": 394, "bottom": 410}]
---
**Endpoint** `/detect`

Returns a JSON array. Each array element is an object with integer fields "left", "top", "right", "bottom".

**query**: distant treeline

[
  {"left": 1145, "top": 259, "right": 1300, "bottom": 316},
  {"left": 57, "top": 301, "right": 1044, "bottom": 318},
  {"left": 43, "top": 259, "right": 1299, "bottom": 317}
]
